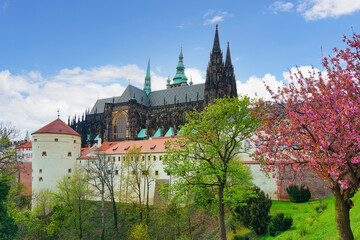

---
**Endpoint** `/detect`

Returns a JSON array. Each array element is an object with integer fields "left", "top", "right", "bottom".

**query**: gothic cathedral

[{"left": 70, "top": 25, "right": 237, "bottom": 146}]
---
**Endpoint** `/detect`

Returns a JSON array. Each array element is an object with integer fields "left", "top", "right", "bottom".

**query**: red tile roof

[
  {"left": 32, "top": 119, "right": 80, "bottom": 137},
  {"left": 97, "top": 142, "right": 118, "bottom": 151},
  {"left": 16, "top": 142, "right": 32, "bottom": 149},
  {"left": 104, "top": 137, "right": 174, "bottom": 155},
  {"left": 81, "top": 147, "right": 91, "bottom": 154}
]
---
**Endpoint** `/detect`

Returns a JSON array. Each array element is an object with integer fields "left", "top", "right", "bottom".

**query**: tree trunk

[
  {"left": 334, "top": 189, "right": 354, "bottom": 240},
  {"left": 101, "top": 183, "right": 105, "bottom": 240},
  {"left": 111, "top": 193, "right": 118, "bottom": 229},
  {"left": 78, "top": 197, "right": 83, "bottom": 239},
  {"left": 218, "top": 184, "right": 227, "bottom": 240}
]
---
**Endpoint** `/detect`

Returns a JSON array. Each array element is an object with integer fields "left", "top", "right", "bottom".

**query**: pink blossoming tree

[{"left": 253, "top": 34, "right": 360, "bottom": 240}]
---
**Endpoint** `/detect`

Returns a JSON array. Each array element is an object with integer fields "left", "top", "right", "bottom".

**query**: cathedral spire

[
  {"left": 212, "top": 24, "right": 221, "bottom": 53},
  {"left": 172, "top": 45, "right": 188, "bottom": 85},
  {"left": 144, "top": 58, "right": 151, "bottom": 96},
  {"left": 225, "top": 42, "right": 232, "bottom": 67}
]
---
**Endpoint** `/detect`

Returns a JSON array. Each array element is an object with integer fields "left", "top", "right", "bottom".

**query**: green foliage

[
  {"left": 129, "top": 223, "right": 151, "bottom": 240},
  {"left": 268, "top": 213, "right": 293, "bottom": 237},
  {"left": 164, "top": 97, "right": 261, "bottom": 240},
  {"left": 233, "top": 186, "right": 272, "bottom": 235},
  {"left": 0, "top": 173, "right": 18, "bottom": 239},
  {"left": 48, "top": 169, "right": 95, "bottom": 239},
  {"left": 232, "top": 235, "right": 249, "bottom": 240},
  {"left": 314, "top": 202, "right": 328, "bottom": 214},
  {"left": 286, "top": 184, "right": 311, "bottom": 203}
]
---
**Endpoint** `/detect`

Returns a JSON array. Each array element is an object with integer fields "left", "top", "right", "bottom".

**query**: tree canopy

[
  {"left": 164, "top": 96, "right": 261, "bottom": 240},
  {"left": 253, "top": 33, "right": 360, "bottom": 240}
]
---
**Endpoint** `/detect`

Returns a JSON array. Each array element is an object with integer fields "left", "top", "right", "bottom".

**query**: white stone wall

[
  {"left": 17, "top": 147, "right": 32, "bottom": 162},
  {"left": 32, "top": 133, "right": 81, "bottom": 198},
  {"left": 78, "top": 152, "right": 171, "bottom": 205}
]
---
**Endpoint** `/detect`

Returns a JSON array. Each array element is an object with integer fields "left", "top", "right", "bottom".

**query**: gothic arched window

[{"left": 114, "top": 112, "right": 127, "bottom": 139}]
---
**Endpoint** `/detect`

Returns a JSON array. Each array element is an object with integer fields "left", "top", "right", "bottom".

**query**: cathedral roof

[
  {"left": 33, "top": 119, "right": 81, "bottom": 137},
  {"left": 90, "top": 83, "right": 205, "bottom": 114}
]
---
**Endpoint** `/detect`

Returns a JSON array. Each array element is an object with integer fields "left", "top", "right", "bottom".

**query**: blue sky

[{"left": 1, "top": 0, "right": 360, "bottom": 137}]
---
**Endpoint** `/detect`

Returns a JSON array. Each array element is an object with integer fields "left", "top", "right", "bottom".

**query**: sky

[{"left": 1, "top": 0, "right": 360, "bottom": 139}]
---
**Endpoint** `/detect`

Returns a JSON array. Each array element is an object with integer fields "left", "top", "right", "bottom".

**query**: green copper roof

[
  {"left": 164, "top": 127, "right": 174, "bottom": 137},
  {"left": 172, "top": 47, "right": 188, "bottom": 85},
  {"left": 144, "top": 59, "right": 151, "bottom": 96},
  {"left": 176, "top": 126, "right": 185, "bottom": 136},
  {"left": 137, "top": 129, "right": 147, "bottom": 138},
  {"left": 152, "top": 128, "right": 162, "bottom": 138},
  {"left": 94, "top": 134, "right": 99, "bottom": 141}
]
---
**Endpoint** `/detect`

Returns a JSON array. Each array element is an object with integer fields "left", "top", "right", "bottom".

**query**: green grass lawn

[{"left": 253, "top": 193, "right": 360, "bottom": 240}]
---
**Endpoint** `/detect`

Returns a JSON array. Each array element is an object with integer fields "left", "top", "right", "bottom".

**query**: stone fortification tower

[{"left": 32, "top": 119, "right": 81, "bottom": 199}]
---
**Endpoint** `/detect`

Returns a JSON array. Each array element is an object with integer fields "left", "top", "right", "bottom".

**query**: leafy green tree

[
  {"left": 51, "top": 169, "right": 94, "bottom": 239},
  {"left": 233, "top": 186, "right": 272, "bottom": 235},
  {"left": 0, "top": 172, "right": 18, "bottom": 239},
  {"left": 164, "top": 96, "right": 261, "bottom": 240},
  {"left": 84, "top": 151, "right": 120, "bottom": 233}
]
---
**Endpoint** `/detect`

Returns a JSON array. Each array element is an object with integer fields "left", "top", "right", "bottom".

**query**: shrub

[
  {"left": 232, "top": 235, "right": 249, "bottom": 240},
  {"left": 268, "top": 213, "right": 293, "bottom": 237},
  {"left": 286, "top": 184, "right": 311, "bottom": 203},
  {"left": 233, "top": 186, "right": 272, "bottom": 235}
]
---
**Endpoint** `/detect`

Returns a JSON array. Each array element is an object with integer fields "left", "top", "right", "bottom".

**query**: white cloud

[
  {"left": 238, "top": 66, "right": 324, "bottom": 101},
  {"left": 269, "top": 1, "right": 294, "bottom": 14},
  {"left": 203, "top": 10, "right": 232, "bottom": 25},
  {"left": 297, "top": 0, "right": 360, "bottom": 21},
  {"left": 237, "top": 73, "right": 285, "bottom": 100},
  {"left": 185, "top": 68, "right": 205, "bottom": 85},
  {"left": 0, "top": 65, "right": 206, "bottom": 139}
]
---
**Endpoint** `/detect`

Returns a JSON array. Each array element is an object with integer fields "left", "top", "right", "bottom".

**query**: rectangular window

[
  {"left": 155, "top": 170, "right": 159, "bottom": 176},
  {"left": 39, "top": 177, "right": 43, "bottom": 182},
  {"left": 54, "top": 138, "right": 58, "bottom": 142},
  {"left": 153, "top": 156, "right": 156, "bottom": 161},
  {"left": 68, "top": 152, "right": 72, "bottom": 157},
  {"left": 34, "top": 139, "right": 37, "bottom": 142},
  {"left": 68, "top": 168, "right": 72, "bottom": 173},
  {"left": 113, "top": 157, "right": 115, "bottom": 162},
  {"left": 142, "top": 156, "right": 145, "bottom": 161},
  {"left": 42, "top": 151, "right": 47, "bottom": 156},
  {"left": 160, "top": 156, "right": 162, "bottom": 160},
  {"left": 148, "top": 156, "right": 150, "bottom": 161},
  {"left": 39, "top": 169, "right": 42, "bottom": 173},
  {"left": 74, "top": 140, "right": 76, "bottom": 143},
  {"left": 118, "top": 157, "right": 121, "bottom": 161},
  {"left": 115, "top": 170, "right": 119, "bottom": 175}
]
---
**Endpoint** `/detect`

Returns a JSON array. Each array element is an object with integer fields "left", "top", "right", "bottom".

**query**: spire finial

[
  {"left": 57, "top": 109, "right": 60, "bottom": 119},
  {"left": 181, "top": 43, "right": 182, "bottom": 49}
]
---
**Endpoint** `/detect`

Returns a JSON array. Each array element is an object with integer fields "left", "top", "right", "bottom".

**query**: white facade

[
  {"left": 16, "top": 143, "right": 32, "bottom": 162},
  {"left": 78, "top": 152, "right": 170, "bottom": 205},
  {"left": 32, "top": 133, "right": 81, "bottom": 196}
]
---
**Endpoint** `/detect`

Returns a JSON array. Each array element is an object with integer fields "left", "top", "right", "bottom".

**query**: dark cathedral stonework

[{"left": 70, "top": 25, "right": 238, "bottom": 146}]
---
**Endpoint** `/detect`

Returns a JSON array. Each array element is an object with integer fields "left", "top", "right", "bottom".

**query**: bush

[
  {"left": 286, "top": 184, "right": 311, "bottom": 203},
  {"left": 233, "top": 186, "right": 272, "bottom": 235},
  {"left": 268, "top": 213, "right": 293, "bottom": 237},
  {"left": 232, "top": 235, "right": 249, "bottom": 240}
]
